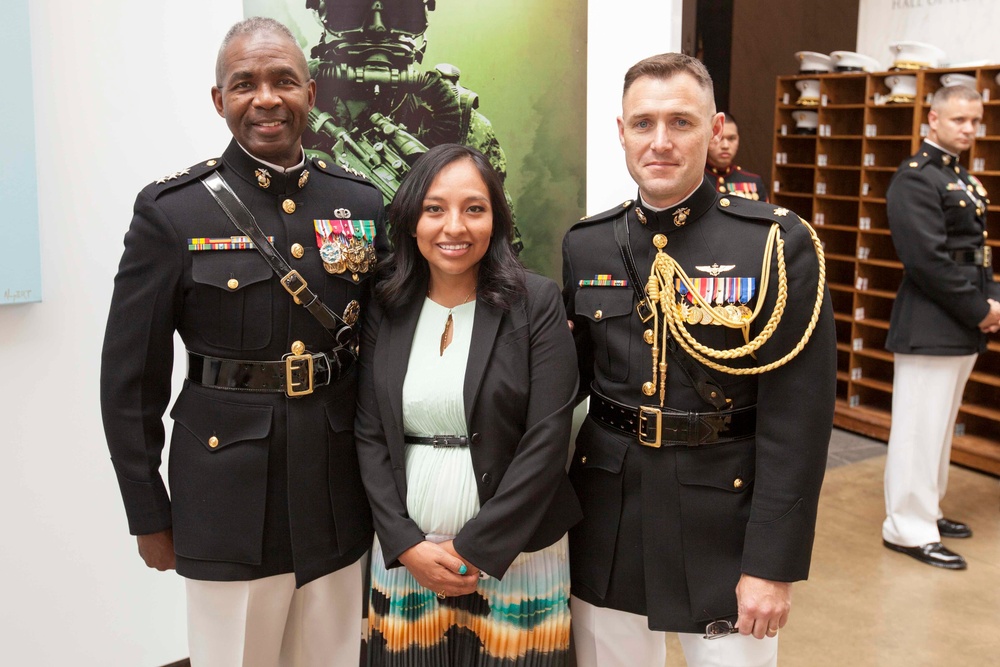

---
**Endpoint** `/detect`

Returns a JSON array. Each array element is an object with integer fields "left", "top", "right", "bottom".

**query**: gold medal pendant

[{"left": 687, "top": 306, "right": 704, "bottom": 325}]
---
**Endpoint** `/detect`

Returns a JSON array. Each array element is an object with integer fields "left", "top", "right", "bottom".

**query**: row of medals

[
  {"left": 319, "top": 236, "right": 376, "bottom": 275},
  {"left": 676, "top": 299, "right": 753, "bottom": 326}
]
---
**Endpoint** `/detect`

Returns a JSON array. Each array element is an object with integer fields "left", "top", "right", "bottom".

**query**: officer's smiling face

[
  {"left": 212, "top": 30, "right": 316, "bottom": 168},
  {"left": 618, "top": 73, "right": 723, "bottom": 208}
]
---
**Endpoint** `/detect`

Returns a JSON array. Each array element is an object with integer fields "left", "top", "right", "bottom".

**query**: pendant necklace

[{"left": 437, "top": 286, "right": 477, "bottom": 356}]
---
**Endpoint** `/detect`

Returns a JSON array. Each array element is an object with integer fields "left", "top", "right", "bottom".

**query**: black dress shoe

[
  {"left": 938, "top": 517, "right": 973, "bottom": 538},
  {"left": 882, "top": 540, "right": 967, "bottom": 570}
]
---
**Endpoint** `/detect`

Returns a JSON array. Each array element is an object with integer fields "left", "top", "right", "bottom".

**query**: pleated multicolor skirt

[{"left": 368, "top": 534, "right": 571, "bottom": 666}]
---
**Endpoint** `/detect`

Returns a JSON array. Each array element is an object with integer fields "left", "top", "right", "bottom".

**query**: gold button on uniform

[
  {"left": 652, "top": 234, "right": 667, "bottom": 248},
  {"left": 581, "top": 456, "right": 588, "bottom": 464},
  {"left": 227, "top": 278, "right": 239, "bottom": 290},
  {"left": 352, "top": 273, "right": 360, "bottom": 282},
  {"left": 291, "top": 340, "right": 306, "bottom": 355},
  {"left": 282, "top": 199, "right": 296, "bottom": 214},
  {"left": 291, "top": 243, "right": 304, "bottom": 259},
  {"left": 206, "top": 159, "right": 217, "bottom": 167},
  {"left": 594, "top": 309, "right": 603, "bottom": 320},
  {"left": 317, "top": 160, "right": 327, "bottom": 168},
  {"left": 719, "top": 186, "right": 726, "bottom": 192},
  {"left": 209, "top": 436, "right": 219, "bottom": 448},
  {"left": 733, "top": 478, "right": 744, "bottom": 489},
  {"left": 909, "top": 161, "right": 918, "bottom": 168},
  {"left": 959, "top": 200, "right": 966, "bottom": 208},
  {"left": 720, "top": 198, "right": 730, "bottom": 207},
  {"left": 644, "top": 329, "right": 654, "bottom": 344}
]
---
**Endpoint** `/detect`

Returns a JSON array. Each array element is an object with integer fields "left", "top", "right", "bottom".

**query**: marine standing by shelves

[
  {"left": 706, "top": 112, "right": 769, "bottom": 202},
  {"left": 881, "top": 83, "right": 1000, "bottom": 570},
  {"left": 562, "top": 53, "right": 836, "bottom": 667}
]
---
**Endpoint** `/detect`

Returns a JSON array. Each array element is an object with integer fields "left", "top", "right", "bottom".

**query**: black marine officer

[
  {"left": 881, "top": 83, "right": 1000, "bottom": 571},
  {"left": 100, "top": 17, "right": 386, "bottom": 666},
  {"left": 706, "top": 112, "right": 768, "bottom": 202},
  {"left": 562, "top": 53, "right": 836, "bottom": 667}
]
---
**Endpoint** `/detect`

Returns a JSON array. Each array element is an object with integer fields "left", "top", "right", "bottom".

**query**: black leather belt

[
  {"left": 590, "top": 390, "right": 756, "bottom": 448},
  {"left": 950, "top": 247, "right": 992, "bottom": 268},
  {"left": 403, "top": 435, "right": 469, "bottom": 448},
  {"left": 187, "top": 349, "right": 353, "bottom": 397}
]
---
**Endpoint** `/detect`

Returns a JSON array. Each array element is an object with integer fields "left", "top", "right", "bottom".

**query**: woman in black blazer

[{"left": 355, "top": 144, "right": 581, "bottom": 666}]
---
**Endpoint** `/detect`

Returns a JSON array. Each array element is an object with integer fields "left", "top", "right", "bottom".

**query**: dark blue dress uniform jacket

[
  {"left": 101, "top": 140, "right": 386, "bottom": 586},
  {"left": 886, "top": 141, "right": 999, "bottom": 355},
  {"left": 562, "top": 176, "right": 836, "bottom": 632}
]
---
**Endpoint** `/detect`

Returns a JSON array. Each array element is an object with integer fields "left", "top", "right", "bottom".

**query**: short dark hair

[
  {"left": 375, "top": 144, "right": 526, "bottom": 312},
  {"left": 623, "top": 53, "right": 715, "bottom": 98},
  {"left": 215, "top": 17, "right": 305, "bottom": 85},
  {"left": 931, "top": 84, "right": 982, "bottom": 111}
]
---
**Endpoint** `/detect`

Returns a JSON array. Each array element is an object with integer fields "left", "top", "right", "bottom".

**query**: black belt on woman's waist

[
  {"left": 403, "top": 435, "right": 469, "bottom": 448},
  {"left": 187, "top": 349, "right": 354, "bottom": 397},
  {"left": 950, "top": 247, "right": 992, "bottom": 268},
  {"left": 589, "top": 390, "right": 756, "bottom": 448}
]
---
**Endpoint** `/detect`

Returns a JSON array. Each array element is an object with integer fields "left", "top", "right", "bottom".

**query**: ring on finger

[
  {"left": 765, "top": 628, "right": 778, "bottom": 637},
  {"left": 436, "top": 591, "right": 447, "bottom": 600}
]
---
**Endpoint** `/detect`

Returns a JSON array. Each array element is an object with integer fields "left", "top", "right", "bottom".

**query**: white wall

[
  {"left": 857, "top": 0, "right": 1000, "bottom": 67},
  {"left": 0, "top": 1, "right": 680, "bottom": 664},
  {"left": 586, "top": 2, "right": 683, "bottom": 212}
]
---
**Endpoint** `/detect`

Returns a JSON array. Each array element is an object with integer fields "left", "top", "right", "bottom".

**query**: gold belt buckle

[
  {"left": 284, "top": 353, "right": 314, "bottom": 397},
  {"left": 637, "top": 406, "right": 662, "bottom": 448}
]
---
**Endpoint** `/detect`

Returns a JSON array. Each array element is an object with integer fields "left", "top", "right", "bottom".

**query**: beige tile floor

[{"left": 665, "top": 433, "right": 1000, "bottom": 666}]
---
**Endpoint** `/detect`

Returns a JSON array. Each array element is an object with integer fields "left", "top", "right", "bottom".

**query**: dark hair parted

[
  {"left": 375, "top": 144, "right": 526, "bottom": 312},
  {"left": 623, "top": 52, "right": 715, "bottom": 98}
]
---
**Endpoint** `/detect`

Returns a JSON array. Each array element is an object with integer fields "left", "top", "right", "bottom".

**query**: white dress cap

[
  {"left": 889, "top": 41, "right": 947, "bottom": 70},
  {"left": 884, "top": 74, "right": 918, "bottom": 103},
  {"left": 939, "top": 73, "right": 977, "bottom": 89},
  {"left": 795, "top": 51, "right": 833, "bottom": 74},
  {"left": 795, "top": 79, "right": 821, "bottom": 105},
  {"left": 830, "top": 51, "right": 882, "bottom": 73},
  {"left": 792, "top": 110, "right": 819, "bottom": 134}
]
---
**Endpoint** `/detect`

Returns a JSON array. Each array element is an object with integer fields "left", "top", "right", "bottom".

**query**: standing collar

[
  {"left": 920, "top": 140, "right": 961, "bottom": 169},
  {"left": 222, "top": 139, "right": 309, "bottom": 195},
  {"left": 634, "top": 176, "right": 718, "bottom": 230}
]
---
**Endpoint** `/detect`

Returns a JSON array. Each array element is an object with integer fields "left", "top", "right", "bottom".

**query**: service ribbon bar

[
  {"left": 579, "top": 274, "right": 628, "bottom": 287},
  {"left": 188, "top": 235, "right": 274, "bottom": 251}
]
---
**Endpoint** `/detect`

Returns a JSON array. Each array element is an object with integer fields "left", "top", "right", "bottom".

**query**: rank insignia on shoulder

[
  {"left": 155, "top": 168, "right": 191, "bottom": 184},
  {"left": 773, "top": 207, "right": 789, "bottom": 217},
  {"left": 188, "top": 235, "right": 274, "bottom": 251},
  {"left": 338, "top": 163, "right": 368, "bottom": 179},
  {"left": 579, "top": 274, "right": 628, "bottom": 287}
]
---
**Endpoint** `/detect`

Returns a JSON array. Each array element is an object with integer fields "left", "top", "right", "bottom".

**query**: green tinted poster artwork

[
  {"left": 2, "top": 0, "right": 42, "bottom": 305},
  {"left": 242, "top": 0, "right": 587, "bottom": 278}
]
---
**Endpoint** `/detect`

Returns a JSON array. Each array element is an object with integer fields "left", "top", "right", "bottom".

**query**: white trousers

[
  {"left": 882, "top": 352, "right": 977, "bottom": 547},
  {"left": 571, "top": 597, "right": 778, "bottom": 667},
  {"left": 185, "top": 560, "right": 363, "bottom": 667}
]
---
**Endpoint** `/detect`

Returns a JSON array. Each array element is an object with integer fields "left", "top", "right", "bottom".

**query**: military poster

[
  {"left": 1, "top": 0, "right": 42, "bottom": 305},
  {"left": 242, "top": 0, "right": 588, "bottom": 278}
]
